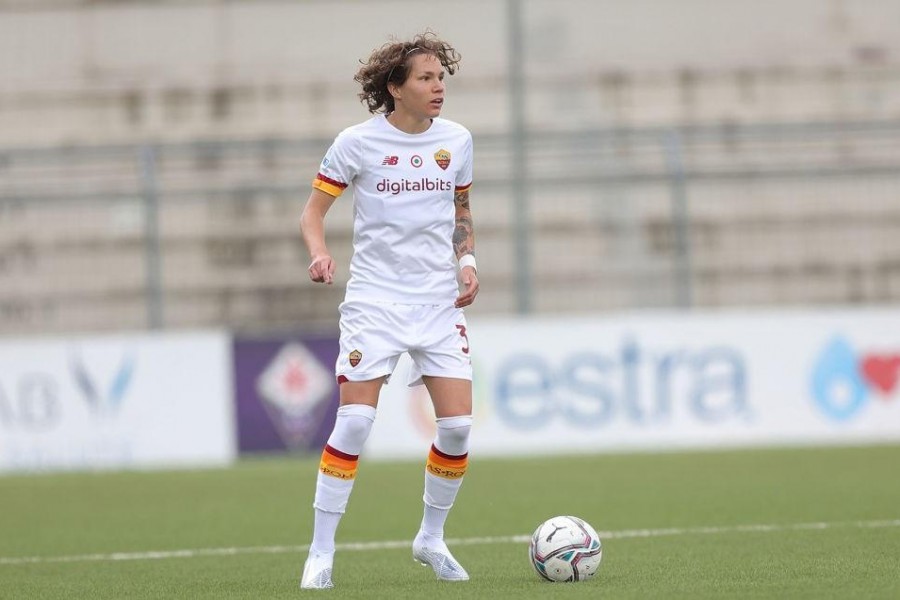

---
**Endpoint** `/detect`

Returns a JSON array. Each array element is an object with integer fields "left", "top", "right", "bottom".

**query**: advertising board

[
  {"left": 364, "top": 310, "right": 900, "bottom": 459},
  {"left": 0, "top": 331, "right": 234, "bottom": 472}
]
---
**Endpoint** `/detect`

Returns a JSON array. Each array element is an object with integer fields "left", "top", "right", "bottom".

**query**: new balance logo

[{"left": 382, "top": 156, "right": 399, "bottom": 166}]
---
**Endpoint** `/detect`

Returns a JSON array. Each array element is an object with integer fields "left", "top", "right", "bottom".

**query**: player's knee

[
  {"left": 341, "top": 414, "right": 374, "bottom": 441},
  {"left": 435, "top": 415, "right": 472, "bottom": 455},
  {"left": 331, "top": 404, "right": 376, "bottom": 449}
]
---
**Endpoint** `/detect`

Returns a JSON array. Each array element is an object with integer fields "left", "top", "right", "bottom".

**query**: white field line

[{"left": 2, "top": 518, "right": 899, "bottom": 567}]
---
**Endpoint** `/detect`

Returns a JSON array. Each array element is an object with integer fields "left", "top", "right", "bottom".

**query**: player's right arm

[
  {"left": 302, "top": 127, "right": 358, "bottom": 284},
  {"left": 300, "top": 187, "right": 339, "bottom": 284}
]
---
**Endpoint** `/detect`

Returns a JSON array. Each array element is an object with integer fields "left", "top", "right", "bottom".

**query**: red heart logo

[{"left": 859, "top": 355, "right": 900, "bottom": 396}]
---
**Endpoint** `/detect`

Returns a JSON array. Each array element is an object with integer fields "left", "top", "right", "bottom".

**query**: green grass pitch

[{"left": 2, "top": 444, "right": 899, "bottom": 599}]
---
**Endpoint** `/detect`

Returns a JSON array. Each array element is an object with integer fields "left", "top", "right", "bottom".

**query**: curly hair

[{"left": 354, "top": 31, "right": 461, "bottom": 114}]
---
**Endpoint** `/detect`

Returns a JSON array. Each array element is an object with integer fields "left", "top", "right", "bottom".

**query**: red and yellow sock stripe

[
  {"left": 319, "top": 444, "right": 359, "bottom": 480},
  {"left": 425, "top": 445, "right": 468, "bottom": 480}
]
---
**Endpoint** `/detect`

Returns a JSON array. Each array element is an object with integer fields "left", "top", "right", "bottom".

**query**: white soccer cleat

[
  {"left": 300, "top": 550, "right": 335, "bottom": 590},
  {"left": 412, "top": 532, "right": 470, "bottom": 581}
]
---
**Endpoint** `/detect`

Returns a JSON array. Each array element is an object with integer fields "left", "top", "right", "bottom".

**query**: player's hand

[
  {"left": 455, "top": 266, "right": 479, "bottom": 308},
  {"left": 308, "top": 255, "right": 335, "bottom": 284}
]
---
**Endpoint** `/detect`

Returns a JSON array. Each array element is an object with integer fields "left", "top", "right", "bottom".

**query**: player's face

[{"left": 397, "top": 53, "right": 446, "bottom": 120}]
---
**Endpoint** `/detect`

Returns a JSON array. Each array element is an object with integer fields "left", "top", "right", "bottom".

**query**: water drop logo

[{"left": 810, "top": 336, "right": 900, "bottom": 421}]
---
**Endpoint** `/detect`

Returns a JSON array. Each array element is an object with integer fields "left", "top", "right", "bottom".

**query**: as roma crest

[
  {"left": 434, "top": 149, "right": 451, "bottom": 170},
  {"left": 348, "top": 349, "right": 362, "bottom": 367}
]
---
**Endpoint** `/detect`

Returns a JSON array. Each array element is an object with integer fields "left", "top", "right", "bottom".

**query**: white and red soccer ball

[{"left": 529, "top": 515, "right": 603, "bottom": 582}]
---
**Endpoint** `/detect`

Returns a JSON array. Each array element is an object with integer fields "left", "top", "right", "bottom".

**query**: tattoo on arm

[
  {"left": 453, "top": 190, "right": 475, "bottom": 259},
  {"left": 454, "top": 189, "right": 470, "bottom": 211}
]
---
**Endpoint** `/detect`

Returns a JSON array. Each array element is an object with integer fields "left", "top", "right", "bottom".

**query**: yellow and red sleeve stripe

[
  {"left": 312, "top": 173, "right": 348, "bottom": 197},
  {"left": 319, "top": 444, "right": 359, "bottom": 480},
  {"left": 425, "top": 445, "right": 468, "bottom": 480},
  {"left": 455, "top": 182, "right": 472, "bottom": 193}
]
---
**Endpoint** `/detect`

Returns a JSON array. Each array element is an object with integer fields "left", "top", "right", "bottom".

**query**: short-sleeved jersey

[{"left": 313, "top": 114, "right": 473, "bottom": 305}]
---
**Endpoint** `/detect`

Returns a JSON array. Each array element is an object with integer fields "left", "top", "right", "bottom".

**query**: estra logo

[{"left": 810, "top": 336, "right": 900, "bottom": 421}]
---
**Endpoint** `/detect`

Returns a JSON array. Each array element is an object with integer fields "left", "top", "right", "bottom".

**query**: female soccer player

[{"left": 298, "top": 31, "right": 478, "bottom": 589}]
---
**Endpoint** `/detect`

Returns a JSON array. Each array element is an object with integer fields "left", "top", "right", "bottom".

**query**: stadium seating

[
  {"left": 3, "top": 2, "right": 900, "bottom": 334},
  {"left": 2, "top": 121, "right": 900, "bottom": 334}
]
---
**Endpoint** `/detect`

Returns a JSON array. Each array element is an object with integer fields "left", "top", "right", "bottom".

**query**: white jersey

[{"left": 313, "top": 114, "right": 473, "bottom": 305}]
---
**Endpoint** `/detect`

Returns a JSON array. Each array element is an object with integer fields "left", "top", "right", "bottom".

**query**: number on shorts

[{"left": 455, "top": 324, "right": 470, "bottom": 354}]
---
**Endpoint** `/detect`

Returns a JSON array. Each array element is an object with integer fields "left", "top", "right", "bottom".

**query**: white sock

[
  {"left": 309, "top": 404, "right": 376, "bottom": 554},
  {"left": 311, "top": 509, "right": 342, "bottom": 555},
  {"left": 420, "top": 504, "right": 451, "bottom": 540},
  {"left": 420, "top": 415, "right": 472, "bottom": 539}
]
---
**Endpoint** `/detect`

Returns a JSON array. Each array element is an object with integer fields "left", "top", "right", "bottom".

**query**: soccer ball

[{"left": 529, "top": 515, "right": 603, "bottom": 582}]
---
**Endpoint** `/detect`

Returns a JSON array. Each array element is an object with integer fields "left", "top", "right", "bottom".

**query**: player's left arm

[{"left": 453, "top": 188, "right": 479, "bottom": 308}]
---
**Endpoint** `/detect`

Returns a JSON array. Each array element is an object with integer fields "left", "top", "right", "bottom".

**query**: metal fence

[{"left": 2, "top": 119, "right": 900, "bottom": 335}]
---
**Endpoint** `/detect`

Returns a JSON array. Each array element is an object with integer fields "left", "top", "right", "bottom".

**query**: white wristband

[{"left": 458, "top": 254, "right": 477, "bottom": 272}]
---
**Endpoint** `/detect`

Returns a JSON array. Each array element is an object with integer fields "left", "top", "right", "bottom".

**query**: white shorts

[{"left": 335, "top": 300, "right": 472, "bottom": 387}]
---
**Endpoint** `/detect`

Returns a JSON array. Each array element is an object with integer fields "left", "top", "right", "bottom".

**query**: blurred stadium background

[
  {"left": 2, "top": 3, "right": 900, "bottom": 597},
  {"left": 2, "top": 0, "right": 899, "bottom": 333}
]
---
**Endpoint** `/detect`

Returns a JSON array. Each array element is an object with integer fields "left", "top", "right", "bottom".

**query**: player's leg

[
  {"left": 412, "top": 375, "right": 472, "bottom": 581},
  {"left": 421, "top": 376, "right": 472, "bottom": 536},
  {"left": 300, "top": 379, "right": 383, "bottom": 589},
  {"left": 408, "top": 305, "right": 473, "bottom": 581},
  {"left": 301, "top": 300, "right": 403, "bottom": 589}
]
